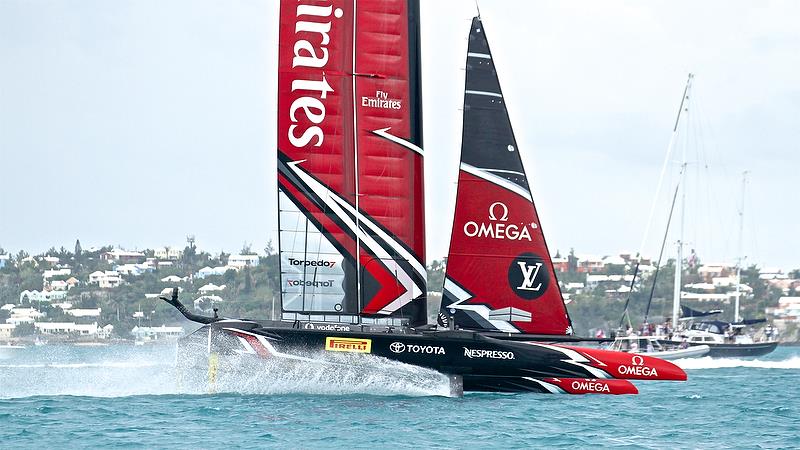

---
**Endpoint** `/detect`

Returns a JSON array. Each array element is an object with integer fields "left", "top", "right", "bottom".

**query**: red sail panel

[
  {"left": 353, "top": 0, "right": 426, "bottom": 321},
  {"left": 439, "top": 17, "right": 571, "bottom": 334},
  {"left": 443, "top": 171, "right": 571, "bottom": 334},
  {"left": 277, "top": 1, "right": 359, "bottom": 315}
]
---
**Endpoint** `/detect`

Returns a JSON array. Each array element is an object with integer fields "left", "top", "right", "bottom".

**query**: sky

[{"left": 1, "top": 0, "right": 798, "bottom": 270}]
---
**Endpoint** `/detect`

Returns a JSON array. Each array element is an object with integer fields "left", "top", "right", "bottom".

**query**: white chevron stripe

[
  {"left": 460, "top": 162, "right": 532, "bottom": 201},
  {"left": 286, "top": 161, "right": 424, "bottom": 314},
  {"left": 371, "top": 127, "right": 424, "bottom": 156},
  {"left": 465, "top": 89, "right": 502, "bottom": 98},
  {"left": 523, "top": 377, "right": 565, "bottom": 394},
  {"left": 524, "top": 343, "right": 612, "bottom": 379},
  {"left": 443, "top": 277, "right": 520, "bottom": 333}
]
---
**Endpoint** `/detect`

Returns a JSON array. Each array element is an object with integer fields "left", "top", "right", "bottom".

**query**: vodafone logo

[
  {"left": 463, "top": 202, "right": 537, "bottom": 241},
  {"left": 618, "top": 354, "right": 659, "bottom": 377}
]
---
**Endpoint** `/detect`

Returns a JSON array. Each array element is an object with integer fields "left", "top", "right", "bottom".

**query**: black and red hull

[{"left": 179, "top": 319, "right": 686, "bottom": 395}]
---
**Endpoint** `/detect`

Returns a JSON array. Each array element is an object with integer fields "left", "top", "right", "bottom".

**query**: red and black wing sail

[
  {"left": 439, "top": 17, "right": 572, "bottom": 335},
  {"left": 277, "top": 0, "right": 425, "bottom": 325}
]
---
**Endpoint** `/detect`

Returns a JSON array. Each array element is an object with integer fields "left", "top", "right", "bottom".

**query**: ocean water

[{"left": 1, "top": 344, "right": 798, "bottom": 449}]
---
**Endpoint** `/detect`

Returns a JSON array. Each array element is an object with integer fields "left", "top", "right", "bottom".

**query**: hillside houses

[
  {"left": 198, "top": 283, "right": 226, "bottom": 295},
  {"left": 101, "top": 249, "right": 145, "bottom": 264},
  {"left": 195, "top": 266, "right": 232, "bottom": 279},
  {"left": 228, "top": 254, "right": 260, "bottom": 269},
  {"left": 5, "top": 307, "right": 46, "bottom": 325},
  {"left": 154, "top": 247, "right": 183, "bottom": 260},
  {"left": 88, "top": 271, "right": 123, "bottom": 288},
  {"left": 160, "top": 275, "right": 188, "bottom": 283},
  {"left": 19, "top": 290, "right": 67, "bottom": 303},
  {"left": 767, "top": 297, "right": 800, "bottom": 325}
]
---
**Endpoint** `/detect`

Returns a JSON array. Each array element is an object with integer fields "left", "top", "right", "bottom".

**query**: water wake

[
  {"left": 674, "top": 356, "right": 800, "bottom": 370},
  {"left": 0, "top": 344, "right": 451, "bottom": 399}
]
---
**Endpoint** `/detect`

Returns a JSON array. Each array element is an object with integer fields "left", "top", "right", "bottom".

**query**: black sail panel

[{"left": 461, "top": 18, "right": 529, "bottom": 192}]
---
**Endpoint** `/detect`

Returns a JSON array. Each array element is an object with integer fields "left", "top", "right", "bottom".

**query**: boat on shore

[{"left": 165, "top": 3, "right": 686, "bottom": 396}]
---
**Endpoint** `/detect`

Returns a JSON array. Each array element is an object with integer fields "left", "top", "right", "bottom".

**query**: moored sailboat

[{"left": 165, "top": 2, "right": 686, "bottom": 395}]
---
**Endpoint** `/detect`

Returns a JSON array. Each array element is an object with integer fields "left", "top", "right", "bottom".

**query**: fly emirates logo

[
  {"left": 463, "top": 202, "right": 538, "bottom": 241},
  {"left": 286, "top": 3, "right": 343, "bottom": 148}
]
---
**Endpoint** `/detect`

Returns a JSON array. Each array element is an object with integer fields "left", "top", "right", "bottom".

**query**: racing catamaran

[{"left": 165, "top": 1, "right": 686, "bottom": 395}]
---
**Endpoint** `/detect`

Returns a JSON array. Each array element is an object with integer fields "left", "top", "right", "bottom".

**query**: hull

[
  {"left": 178, "top": 319, "right": 686, "bottom": 394},
  {"left": 703, "top": 341, "right": 778, "bottom": 358},
  {"left": 636, "top": 345, "right": 709, "bottom": 360},
  {"left": 661, "top": 340, "right": 778, "bottom": 358}
]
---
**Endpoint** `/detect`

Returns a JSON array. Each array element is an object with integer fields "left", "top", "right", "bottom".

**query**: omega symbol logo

[
  {"left": 488, "top": 202, "right": 509, "bottom": 221},
  {"left": 631, "top": 355, "right": 645, "bottom": 366}
]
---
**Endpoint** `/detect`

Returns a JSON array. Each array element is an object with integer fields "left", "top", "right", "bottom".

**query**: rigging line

[
  {"left": 645, "top": 180, "right": 682, "bottom": 325},
  {"left": 636, "top": 74, "right": 693, "bottom": 261},
  {"left": 618, "top": 261, "right": 641, "bottom": 329}
]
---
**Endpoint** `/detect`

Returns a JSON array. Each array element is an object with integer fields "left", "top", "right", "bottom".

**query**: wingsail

[
  {"left": 277, "top": 0, "right": 426, "bottom": 325},
  {"left": 439, "top": 17, "right": 572, "bottom": 335}
]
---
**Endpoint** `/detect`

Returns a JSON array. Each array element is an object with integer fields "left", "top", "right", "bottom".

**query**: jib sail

[
  {"left": 277, "top": 0, "right": 426, "bottom": 325},
  {"left": 438, "top": 17, "right": 573, "bottom": 335}
]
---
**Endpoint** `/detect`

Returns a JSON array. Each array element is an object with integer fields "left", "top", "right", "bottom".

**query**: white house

[
  {"left": 66, "top": 308, "right": 102, "bottom": 318},
  {"left": 0, "top": 323, "right": 15, "bottom": 339},
  {"left": 19, "top": 290, "right": 67, "bottom": 303},
  {"left": 154, "top": 247, "right": 183, "bottom": 260},
  {"left": 88, "top": 271, "right": 123, "bottom": 289},
  {"left": 35, "top": 322, "right": 99, "bottom": 336},
  {"left": 195, "top": 266, "right": 232, "bottom": 279},
  {"left": 97, "top": 324, "right": 114, "bottom": 339},
  {"left": 115, "top": 263, "right": 154, "bottom": 277},
  {"left": 6, "top": 307, "right": 46, "bottom": 325},
  {"left": 101, "top": 249, "right": 145, "bottom": 264},
  {"left": 43, "top": 268, "right": 72, "bottom": 281},
  {"left": 198, "top": 283, "right": 226, "bottom": 294},
  {"left": 685, "top": 282, "right": 716, "bottom": 292},
  {"left": 49, "top": 280, "right": 70, "bottom": 291},
  {"left": 698, "top": 263, "right": 731, "bottom": 281},
  {"left": 227, "top": 254, "right": 260, "bottom": 269},
  {"left": 131, "top": 325, "right": 184, "bottom": 341},
  {"left": 0, "top": 254, "right": 9, "bottom": 269},
  {"left": 712, "top": 276, "right": 737, "bottom": 287},
  {"left": 160, "top": 275, "right": 187, "bottom": 283},
  {"left": 767, "top": 297, "right": 800, "bottom": 323}
]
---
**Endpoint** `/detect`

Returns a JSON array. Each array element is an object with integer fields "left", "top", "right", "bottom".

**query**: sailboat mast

[
  {"left": 671, "top": 73, "right": 693, "bottom": 328},
  {"left": 735, "top": 171, "right": 749, "bottom": 323}
]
